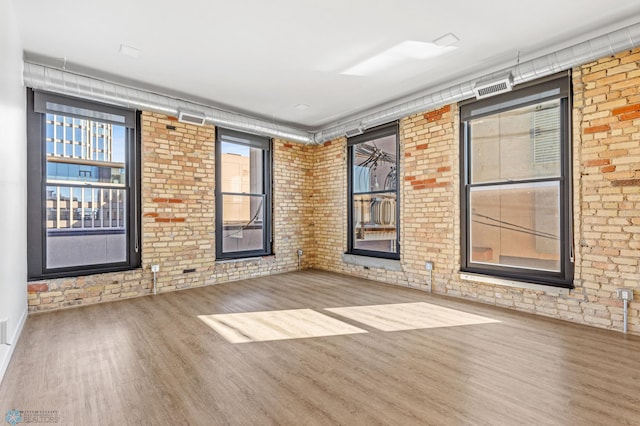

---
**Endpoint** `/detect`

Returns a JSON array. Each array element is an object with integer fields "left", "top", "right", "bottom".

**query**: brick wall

[
  {"left": 402, "top": 105, "right": 459, "bottom": 291},
  {"left": 28, "top": 113, "right": 314, "bottom": 311},
  {"left": 311, "top": 139, "right": 347, "bottom": 269},
  {"left": 273, "top": 139, "right": 315, "bottom": 269},
  {"left": 312, "top": 48, "right": 640, "bottom": 335},
  {"left": 310, "top": 137, "right": 409, "bottom": 284},
  {"left": 26, "top": 48, "right": 639, "bottom": 335},
  {"left": 573, "top": 49, "right": 640, "bottom": 330}
]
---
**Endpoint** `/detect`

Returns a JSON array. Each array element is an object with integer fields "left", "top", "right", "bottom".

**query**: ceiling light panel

[
  {"left": 433, "top": 33, "right": 460, "bottom": 47},
  {"left": 341, "top": 41, "right": 458, "bottom": 76}
]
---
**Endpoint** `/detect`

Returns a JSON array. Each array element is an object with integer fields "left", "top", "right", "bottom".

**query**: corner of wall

[{"left": 0, "top": 307, "right": 27, "bottom": 385}]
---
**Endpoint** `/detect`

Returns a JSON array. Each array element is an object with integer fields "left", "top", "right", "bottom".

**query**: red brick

[
  {"left": 416, "top": 143, "right": 429, "bottom": 150},
  {"left": 584, "top": 124, "right": 610, "bottom": 134},
  {"left": 426, "top": 182, "right": 449, "bottom": 188},
  {"left": 28, "top": 283, "right": 48, "bottom": 293},
  {"left": 583, "top": 159, "right": 610, "bottom": 167},
  {"left": 404, "top": 176, "right": 416, "bottom": 181},
  {"left": 143, "top": 213, "right": 159, "bottom": 218},
  {"left": 600, "top": 165, "right": 616, "bottom": 173},
  {"left": 171, "top": 218, "right": 186, "bottom": 223},
  {"left": 619, "top": 111, "right": 640, "bottom": 121},
  {"left": 437, "top": 166, "right": 451, "bottom": 173},
  {"left": 155, "top": 218, "right": 171, "bottom": 223},
  {"left": 412, "top": 178, "right": 436, "bottom": 185},
  {"left": 423, "top": 105, "right": 451, "bottom": 122},
  {"left": 283, "top": 143, "right": 293, "bottom": 148},
  {"left": 612, "top": 103, "right": 640, "bottom": 116},
  {"left": 152, "top": 198, "right": 168, "bottom": 203},
  {"left": 168, "top": 198, "right": 183, "bottom": 203}
]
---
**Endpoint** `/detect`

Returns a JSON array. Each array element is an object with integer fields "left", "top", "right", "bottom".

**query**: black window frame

[
  {"left": 347, "top": 122, "right": 400, "bottom": 260},
  {"left": 27, "top": 89, "right": 141, "bottom": 280},
  {"left": 459, "top": 73, "right": 574, "bottom": 288},
  {"left": 215, "top": 128, "right": 272, "bottom": 260}
]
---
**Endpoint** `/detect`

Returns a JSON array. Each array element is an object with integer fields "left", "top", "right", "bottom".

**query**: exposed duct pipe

[
  {"left": 313, "top": 22, "right": 640, "bottom": 143},
  {"left": 22, "top": 62, "right": 314, "bottom": 144},
  {"left": 23, "top": 22, "right": 640, "bottom": 145}
]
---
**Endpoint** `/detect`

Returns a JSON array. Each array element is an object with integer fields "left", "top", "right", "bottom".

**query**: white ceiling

[{"left": 13, "top": 0, "right": 640, "bottom": 130}]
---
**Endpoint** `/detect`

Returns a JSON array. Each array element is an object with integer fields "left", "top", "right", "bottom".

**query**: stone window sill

[
  {"left": 459, "top": 272, "right": 570, "bottom": 296},
  {"left": 342, "top": 254, "right": 403, "bottom": 272}
]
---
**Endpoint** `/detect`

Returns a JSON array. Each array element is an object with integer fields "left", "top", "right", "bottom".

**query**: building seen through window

[
  {"left": 215, "top": 128, "right": 272, "bottom": 259},
  {"left": 460, "top": 74, "right": 573, "bottom": 288},
  {"left": 27, "top": 90, "right": 140, "bottom": 279}
]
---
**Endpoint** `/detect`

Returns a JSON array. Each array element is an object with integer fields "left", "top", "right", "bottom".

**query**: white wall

[{"left": 0, "top": 0, "right": 28, "bottom": 383}]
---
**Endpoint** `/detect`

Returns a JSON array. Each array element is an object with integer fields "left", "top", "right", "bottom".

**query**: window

[
  {"left": 347, "top": 123, "right": 400, "bottom": 259},
  {"left": 27, "top": 90, "right": 141, "bottom": 279},
  {"left": 460, "top": 74, "right": 573, "bottom": 287},
  {"left": 215, "top": 128, "right": 271, "bottom": 259}
]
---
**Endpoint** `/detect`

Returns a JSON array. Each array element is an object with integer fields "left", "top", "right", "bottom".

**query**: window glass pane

[
  {"left": 220, "top": 142, "right": 263, "bottom": 194},
  {"left": 43, "top": 112, "right": 128, "bottom": 270},
  {"left": 469, "top": 182, "right": 560, "bottom": 272},
  {"left": 221, "top": 194, "right": 264, "bottom": 253},
  {"left": 353, "top": 135, "right": 397, "bottom": 193},
  {"left": 470, "top": 100, "right": 561, "bottom": 184},
  {"left": 353, "top": 192, "right": 397, "bottom": 253},
  {"left": 45, "top": 185, "right": 127, "bottom": 268}
]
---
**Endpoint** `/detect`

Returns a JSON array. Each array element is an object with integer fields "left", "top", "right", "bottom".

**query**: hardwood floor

[{"left": 1, "top": 270, "right": 639, "bottom": 425}]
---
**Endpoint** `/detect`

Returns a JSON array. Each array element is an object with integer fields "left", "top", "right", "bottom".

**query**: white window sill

[{"left": 459, "top": 272, "right": 570, "bottom": 296}]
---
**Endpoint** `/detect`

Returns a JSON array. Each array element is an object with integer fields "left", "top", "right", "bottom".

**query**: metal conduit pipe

[
  {"left": 23, "top": 62, "right": 314, "bottom": 144},
  {"left": 24, "top": 22, "right": 640, "bottom": 145},
  {"left": 313, "top": 22, "right": 640, "bottom": 143}
]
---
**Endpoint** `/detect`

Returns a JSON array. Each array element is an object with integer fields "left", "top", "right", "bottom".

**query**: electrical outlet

[
  {"left": 425, "top": 261, "right": 434, "bottom": 271},
  {"left": 297, "top": 249, "right": 303, "bottom": 256},
  {"left": 617, "top": 288, "right": 633, "bottom": 301},
  {"left": 151, "top": 264, "right": 160, "bottom": 273}
]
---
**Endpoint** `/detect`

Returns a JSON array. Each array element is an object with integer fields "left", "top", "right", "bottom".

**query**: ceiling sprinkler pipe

[
  {"left": 22, "top": 62, "right": 314, "bottom": 144},
  {"left": 314, "top": 22, "right": 640, "bottom": 143},
  {"left": 22, "top": 22, "right": 640, "bottom": 145}
]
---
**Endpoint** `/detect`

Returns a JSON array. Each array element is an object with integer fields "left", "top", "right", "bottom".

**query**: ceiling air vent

[
  {"left": 178, "top": 111, "right": 206, "bottom": 126},
  {"left": 473, "top": 72, "right": 513, "bottom": 100},
  {"left": 345, "top": 126, "right": 364, "bottom": 137}
]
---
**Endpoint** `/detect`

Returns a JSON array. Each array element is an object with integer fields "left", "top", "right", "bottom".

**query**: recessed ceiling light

[
  {"left": 341, "top": 40, "right": 457, "bottom": 76},
  {"left": 295, "top": 104, "right": 310, "bottom": 111},
  {"left": 433, "top": 33, "right": 460, "bottom": 47},
  {"left": 119, "top": 44, "right": 140, "bottom": 58}
]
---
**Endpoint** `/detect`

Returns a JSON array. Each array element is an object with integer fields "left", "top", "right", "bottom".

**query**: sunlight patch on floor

[
  {"left": 326, "top": 302, "right": 500, "bottom": 331},
  {"left": 199, "top": 309, "right": 368, "bottom": 343}
]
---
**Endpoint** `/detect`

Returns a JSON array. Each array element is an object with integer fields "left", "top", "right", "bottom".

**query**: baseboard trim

[{"left": 0, "top": 307, "right": 28, "bottom": 386}]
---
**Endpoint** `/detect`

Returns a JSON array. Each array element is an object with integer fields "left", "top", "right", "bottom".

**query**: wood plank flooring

[{"left": 1, "top": 270, "right": 639, "bottom": 425}]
